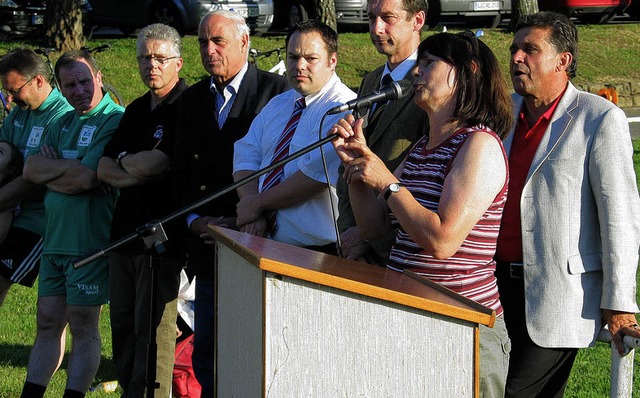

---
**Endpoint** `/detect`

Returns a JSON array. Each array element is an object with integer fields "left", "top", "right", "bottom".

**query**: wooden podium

[{"left": 209, "top": 226, "right": 495, "bottom": 397}]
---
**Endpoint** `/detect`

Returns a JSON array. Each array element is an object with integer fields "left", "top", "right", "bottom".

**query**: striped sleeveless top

[{"left": 387, "top": 125, "right": 508, "bottom": 316}]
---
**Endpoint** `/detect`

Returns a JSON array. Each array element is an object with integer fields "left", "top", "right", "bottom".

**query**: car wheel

[
  {"left": 426, "top": 0, "right": 441, "bottom": 28},
  {"left": 118, "top": 25, "right": 137, "bottom": 35},
  {"left": 579, "top": 12, "right": 614, "bottom": 24},
  {"left": 288, "top": 3, "right": 309, "bottom": 28},
  {"left": 150, "top": 1, "right": 185, "bottom": 34},
  {"left": 468, "top": 15, "right": 501, "bottom": 29}
]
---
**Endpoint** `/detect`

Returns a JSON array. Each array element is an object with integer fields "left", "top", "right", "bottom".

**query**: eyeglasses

[
  {"left": 136, "top": 55, "right": 179, "bottom": 65},
  {"left": 2, "top": 76, "right": 35, "bottom": 97}
]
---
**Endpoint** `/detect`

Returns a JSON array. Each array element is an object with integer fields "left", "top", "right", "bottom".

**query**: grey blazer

[{"left": 504, "top": 82, "right": 640, "bottom": 348}]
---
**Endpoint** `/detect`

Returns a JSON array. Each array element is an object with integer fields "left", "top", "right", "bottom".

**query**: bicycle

[
  {"left": 249, "top": 47, "right": 286, "bottom": 76},
  {"left": 35, "top": 44, "right": 125, "bottom": 107}
]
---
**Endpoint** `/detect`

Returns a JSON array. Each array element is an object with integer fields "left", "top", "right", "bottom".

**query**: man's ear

[
  {"left": 329, "top": 52, "right": 337, "bottom": 72},
  {"left": 241, "top": 33, "right": 250, "bottom": 54},
  {"left": 557, "top": 52, "right": 573, "bottom": 73},
  {"left": 413, "top": 10, "right": 426, "bottom": 31},
  {"left": 95, "top": 70, "right": 104, "bottom": 87}
]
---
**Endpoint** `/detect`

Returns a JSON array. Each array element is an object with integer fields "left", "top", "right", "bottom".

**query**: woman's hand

[
  {"left": 331, "top": 114, "right": 396, "bottom": 192},
  {"left": 343, "top": 147, "right": 396, "bottom": 193},
  {"left": 330, "top": 114, "right": 367, "bottom": 164}
]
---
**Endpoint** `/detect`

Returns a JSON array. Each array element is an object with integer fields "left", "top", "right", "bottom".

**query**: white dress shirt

[{"left": 234, "top": 73, "right": 356, "bottom": 246}]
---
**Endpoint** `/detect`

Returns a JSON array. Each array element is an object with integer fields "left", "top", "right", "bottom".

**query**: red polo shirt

[{"left": 496, "top": 92, "right": 564, "bottom": 262}]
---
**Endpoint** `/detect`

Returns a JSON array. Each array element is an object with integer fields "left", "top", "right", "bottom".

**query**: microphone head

[{"left": 393, "top": 79, "right": 414, "bottom": 98}]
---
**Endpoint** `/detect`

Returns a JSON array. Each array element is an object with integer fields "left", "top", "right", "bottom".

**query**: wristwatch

[
  {"left": 115, "top": 151, "right": 128, "bottom": 167},
  {"left": 383, "top": 182, "right": 402, "bottom": 201}
]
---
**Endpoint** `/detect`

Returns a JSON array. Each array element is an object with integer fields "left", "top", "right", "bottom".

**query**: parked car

[
  {"left": 0, "top": 0, "right": 90, "bottom": 40},
  {"left": 270, "top": 0, "right": 369, "bottom": 31},
  {"left": 335, "top": 0, "right": 367, "bottom": 28},
  {"left": 270, "top": 0, "right": 510, "bottom": 33},
  {"left": 428, "top": 0, "right": 511, "bottom": 28},
  {"left": 627, "top": 0, "right": 639, "bottom": 18},
  {"left": 88, "top": 0, "right": 274, "bottom": 35},
  {"left": 538, "top": 0, "right": 632, "bottom": 24}
]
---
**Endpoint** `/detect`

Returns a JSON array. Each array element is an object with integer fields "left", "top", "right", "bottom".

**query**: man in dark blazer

[
  {"left": 337, "top": 0, "right": 429, "bottom": 265},
  {"left": 171, "top": 10, "right": 288, "bottom": 397}
]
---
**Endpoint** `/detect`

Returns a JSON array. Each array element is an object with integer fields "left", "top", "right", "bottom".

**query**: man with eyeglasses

[
  {"left": 0, "top": 48, "right": 72, "bottom": 307},
  {"left": 171, "top": 10, "right": 288, "bottom": 397},
  {"left": 21, "top": 49, "right": 123, "bottom": 398},
  {"left": 96, "top": 23, "right": 188, "bottom": 397}
]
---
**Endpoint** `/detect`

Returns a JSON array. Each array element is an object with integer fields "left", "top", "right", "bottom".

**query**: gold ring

[{"left": 354, "top": 165, "right": 359, "bottom": 172}]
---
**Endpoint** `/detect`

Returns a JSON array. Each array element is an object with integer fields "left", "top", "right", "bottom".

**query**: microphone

[{"left": 326, "top": 79, "right": 413, "bottom": 115}]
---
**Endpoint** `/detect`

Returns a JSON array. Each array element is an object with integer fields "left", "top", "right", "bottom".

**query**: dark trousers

[
  {"left": 193, "top": 278, "right": 215, "bottom": 398},
  {"left": 496, "top": 266, "right": 578, "bottom": 398}
]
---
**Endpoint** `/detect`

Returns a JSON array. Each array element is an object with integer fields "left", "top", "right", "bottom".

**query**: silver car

[{"left": 88, "top": 0, "right": 274, "bottom": 35}]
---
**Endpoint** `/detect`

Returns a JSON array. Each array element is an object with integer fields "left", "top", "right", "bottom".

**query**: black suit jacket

[
  {"left": 337, "top": 65, "right": 428, "bottom": 261},
  {"left": 172, "top": 65, "right": 288, "bottom": 277}
]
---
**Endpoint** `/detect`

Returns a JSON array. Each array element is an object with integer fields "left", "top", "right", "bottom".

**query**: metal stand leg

[
  {"left": 138, "top": 221, "right": 169, "bottom": 398},
  {"left": 597, "top": 327, "right": 640, "bottom": 398}
]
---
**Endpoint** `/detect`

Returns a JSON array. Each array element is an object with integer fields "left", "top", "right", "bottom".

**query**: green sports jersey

[
  {"left": 40, "top": 94, "right": 124, "bottom": 256},
  {"left": 0, "top": 88, "right": 73, "bottom": 235}
]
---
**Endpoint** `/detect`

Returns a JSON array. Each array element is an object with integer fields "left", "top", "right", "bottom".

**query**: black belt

[{"left": 496, "top": 261, "right": 524, "bottom": 279}]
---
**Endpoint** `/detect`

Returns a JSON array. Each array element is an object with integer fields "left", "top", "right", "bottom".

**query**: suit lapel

[
  {"left": 526, "top": 83, "right": 578, "bottom": 184},
  {"left": 367, "top": 70, "right": 417, "bottom": 147},
  {"left": 227, "top": 65, "right": 258, "bottom": 120},
  {"left": 358, "top": 68, "right": 383, "bottom": 123}
]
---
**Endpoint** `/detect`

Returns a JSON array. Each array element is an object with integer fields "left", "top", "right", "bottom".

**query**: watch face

[{"left": 390, "top": 183, "right": 400, "bottom": 192}]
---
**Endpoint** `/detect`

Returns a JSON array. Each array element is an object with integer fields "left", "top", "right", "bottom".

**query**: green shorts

[{"left": 38, "top": 254, "right": 109, "bottom": 306}]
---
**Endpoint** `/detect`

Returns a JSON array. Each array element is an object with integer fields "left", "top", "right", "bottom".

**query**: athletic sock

[
  {"left": 20, "top": 381, "right": 46, "bottom": 398},
  {"left": 62, "top": 389, "right": 85, "bottom": 398}
]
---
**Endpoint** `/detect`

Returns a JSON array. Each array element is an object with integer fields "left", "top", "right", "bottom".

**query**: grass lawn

[
  {"left": 2, "top": 23, "right": 640, "bottom": 106},
  {"left": 0, "top": 23, "right": 639, "bottom": 397}
]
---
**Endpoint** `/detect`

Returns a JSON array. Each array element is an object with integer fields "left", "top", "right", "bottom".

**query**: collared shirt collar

[
  {"left": 210, "top": 62, "right": 249, "bottom": 128},
  {"left": 382, "top": 50, "right": 418, "bottom": 84},
  {"left": 296, "top": 72, "right": 340, "bottom": 108},
  {"left": 209, "top": 61, "right": 249, "bottom": 98}
]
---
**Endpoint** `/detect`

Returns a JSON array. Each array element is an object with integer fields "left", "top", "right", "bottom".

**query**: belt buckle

[{"left": 509, "top": 262, "right": 524, "bottom": 279}]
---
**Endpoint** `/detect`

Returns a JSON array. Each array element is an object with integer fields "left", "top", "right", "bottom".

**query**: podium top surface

[{"left": 209, "top": 226, "right": 495, "bottom": 327}]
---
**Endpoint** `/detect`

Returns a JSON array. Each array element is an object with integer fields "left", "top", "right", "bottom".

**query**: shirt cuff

[{"left": 186, "top": 213, "right": 200, "bottom": 228}]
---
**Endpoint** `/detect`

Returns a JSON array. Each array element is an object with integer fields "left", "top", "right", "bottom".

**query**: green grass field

[{"left": 0, "top": 23, "right": 639, "bottom": 397}]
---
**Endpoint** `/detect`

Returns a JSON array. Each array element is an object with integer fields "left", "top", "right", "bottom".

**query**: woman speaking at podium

[{"left": 331, "top": 32, "right": 514, "bottom": 398}]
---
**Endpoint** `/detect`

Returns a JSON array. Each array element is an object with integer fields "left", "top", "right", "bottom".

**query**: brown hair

[{"left": 417, "top": 32, "right": 514, "bottom": 139}]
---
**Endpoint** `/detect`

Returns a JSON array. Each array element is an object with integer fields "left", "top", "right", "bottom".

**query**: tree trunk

[
  {"left": 315, "top": 0, "right": 338, "bottom": 31},
  {"left": 45, "top": 0, "right": 85, "bottom": 52},
  {"left": 509, "top": 0, "right": 539, "bottom": 32}
]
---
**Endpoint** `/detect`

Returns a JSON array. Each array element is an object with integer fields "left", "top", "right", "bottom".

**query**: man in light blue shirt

[{"left": 233, "top": 20, "right": 356, "bottom": 252}]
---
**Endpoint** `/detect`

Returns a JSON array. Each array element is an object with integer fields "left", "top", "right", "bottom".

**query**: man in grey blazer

[
  {"left": 336, "top": 0, "right": 429, "bottom": 265},
  {"left": 495, "top": 12, "right": 640, "bottom": 398}
]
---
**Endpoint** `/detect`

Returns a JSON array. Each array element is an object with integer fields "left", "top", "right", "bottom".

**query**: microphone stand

[
  {"left": 73, "top": 131, "right": 340, "bottom": 269},
  {"left": 72, "top": 131, "right": 341, "bottom": 396}
]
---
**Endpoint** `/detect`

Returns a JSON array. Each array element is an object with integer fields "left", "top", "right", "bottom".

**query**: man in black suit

[
  {"left": 171, "top": 10, "right": 288, "bottom": 397},
  {"left": 337, "top": 0, "right": 429, "bottom": 265}
]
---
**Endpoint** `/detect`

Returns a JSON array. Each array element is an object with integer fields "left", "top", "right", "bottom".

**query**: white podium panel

[
  {"left": 264, "top": 275, "right": 474, "bottom": 397},
  {"left": 211, "top": 227, "right": 494, "bottom": 398}
]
